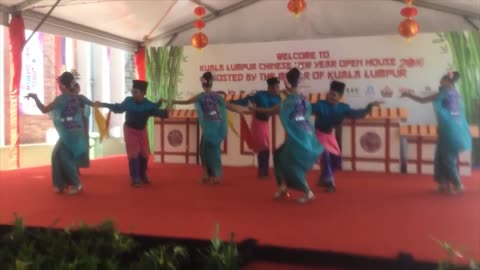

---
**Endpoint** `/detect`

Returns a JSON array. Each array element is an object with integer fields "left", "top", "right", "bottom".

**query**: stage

[{"left": 0, "top": 156, "right": 479, "bottom": 265}]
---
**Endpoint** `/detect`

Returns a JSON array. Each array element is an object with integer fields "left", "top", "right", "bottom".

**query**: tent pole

[
  {"left": 22, "top": 10, "right": 138, "bottom": 51},
  {"left": 24, "top": 0, "right": 61, "bottom": 48},
  {"left": 14, "top": 0, "right": 44, "bottom": 11},
  {"left": 464, "top": 17, "right": 479, "bottom": 31},
  {"left": 165, "top": 34, "right": 178, "bottom": 47},
  {"left": 189, "top": 0, "right": 217, "bottom": 14}
]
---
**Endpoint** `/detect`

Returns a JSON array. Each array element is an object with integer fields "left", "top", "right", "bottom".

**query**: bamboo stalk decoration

[
  {"left": 146, "top": 46, "right": 184, "bottom": 151},
  {"left": 442, "top": 31, "right": 480, "bottom": 164}
]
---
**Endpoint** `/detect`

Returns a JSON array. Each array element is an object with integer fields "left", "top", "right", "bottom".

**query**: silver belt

[{"left": 60, "top": 117, "right": 74, "bottom": 122}]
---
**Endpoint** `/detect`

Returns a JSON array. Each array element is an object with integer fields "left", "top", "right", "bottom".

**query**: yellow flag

[
  {"left": 94, "top": 107, "right": 109, "bottom": 142},
  {"left": 226, "top": 112, "right": 239, "bottom": 137}
]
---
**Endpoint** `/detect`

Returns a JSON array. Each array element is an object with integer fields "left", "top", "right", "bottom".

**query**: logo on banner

[
  {"left": 365, "top": 85, "right": 376, "bottom": 99},
  {"left": 399, "top": 87, "right": 415, "bottom": 95},
  {"left": 381, "top": 86, "right": 393, "bottom": 98},
  {"left": 167, "top": 129, "right": 183, "bottom": 147},
  {"left": 360, "top": 131, "right": 382, "bottom": 153},
  {"left": 345, "top": 87, "right": 360, "bottom": 97}
]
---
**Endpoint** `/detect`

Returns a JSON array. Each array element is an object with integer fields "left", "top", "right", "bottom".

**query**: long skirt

[
  {"left": 250, "top": 118, "right": 270, "bottom": 152},
  {"left": 433, "top": 146, "right": 462, "bottom": 187},
  {"left": 199, "top": 136, "right": 223, "bottom": 177},
  {"left": 77, "top": 116, "right": 90, "bottom": 168},
  {"left": 273, "top": 143, "right": 311, "bottom": 193},
  {"left": 52, "top": 140, "right": 81, "bottom": 189},
  {"left": 124, "top": 124, "right": 150, "bottom": 159}
]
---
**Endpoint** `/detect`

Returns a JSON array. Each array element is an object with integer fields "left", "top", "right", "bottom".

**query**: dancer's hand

[
  {"left": 25, "top": 93, "right": 37, "bottom": 100},
  {"left": 248, "top": 101, "right": 256, "bottom": 112},
  {"left": 93, "top": 101, "right": 102, "bottom": 108}
]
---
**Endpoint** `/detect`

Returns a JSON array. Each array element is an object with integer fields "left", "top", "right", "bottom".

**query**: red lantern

[
  {"left": 288, "top": 0, "right": 306, "bottom": 16},
  {"left": 398, "top": 19, "right": 419, "bottom": 39},
  {"left": 401, "top": 7, "right": 418, "bottom": 18},
  {"left": 191, "top": 32, "right": 208, "bottom": 50},
  {"left": 193, "top": 19, "right": 206, "bottom": 30},
  {"left": 194, "top": 6, "right": 206, "bottom": 17}
]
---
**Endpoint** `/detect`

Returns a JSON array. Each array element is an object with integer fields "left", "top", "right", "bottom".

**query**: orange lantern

[
  {"left": 398, "top": 19, "right": 419, "bottom": 39},
  {"left": 193, "top": 19, "right": 206, "bottom": 30},
  {"left": 400, "top": 7, "right": 418, "bottom": 17},
  {"left": 191, "top": 32, "right": 208, "bottom": 50},
  {"left": 194, "top": 6, "right": 206, "bottom": 17},
  {"left": 288, "top": 0, "right": 306, "bottom": 16}
]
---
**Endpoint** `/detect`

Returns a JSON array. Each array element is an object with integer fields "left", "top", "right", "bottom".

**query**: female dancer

[
  {"left": 26, "top": 72, "right": 94, "bottom": 194},
  {"left": 249, "top": 68, "right": 324, "bottom": 203},
  {"left": 167, "top": 72, "right": 247, "bottom": 184},
  {"left": 402, "top": 71, "right": 472, "bottom": 194},
  {"left": 73, "top": 82, "right": 91, "bottom": 172}
]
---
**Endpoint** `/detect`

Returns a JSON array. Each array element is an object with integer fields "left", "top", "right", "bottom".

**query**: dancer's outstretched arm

[
  {"left": 401, "top": 92, "right": 438, "bottom": 104},
  {"left": 225, "top": 102, "right": 248, "bottom": 114},
  {"left": 249, "top": 103, "right": 281, "bottom": 115},
  {"left": 94, "top": 98, "right": 128, "bottom": 113},
  {"left": 78, "top": 95, "right": 94, "bottom": 107},
  {"left": 25, "top": 93, "right": 55, "bottom": 113},
  {"left": 345, "top": 101, "right": 384, "bottom": 119},
  {"left": 169, "top": 96, "right": 197, "bottom": 105}
]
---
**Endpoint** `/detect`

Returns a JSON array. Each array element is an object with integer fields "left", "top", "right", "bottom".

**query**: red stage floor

[{"left": 0, "top": 156, "right": 479, "bottom": 263}]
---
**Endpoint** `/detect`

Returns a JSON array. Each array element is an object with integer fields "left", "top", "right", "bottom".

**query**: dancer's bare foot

[
  {"left": 274, "top": 186, "right": 290, "bottom": 200},
  {"left": 68, "top": 185, "right": 83, "bottom": 195},
  {"left": 436, "top": 183, "right": 449, "bottom": 193},
  {"left": 199, "top": 177, "right": 208, "bottom": 184},
  {"left": 297, "top": 191, "right": 315, "bottom": 204}
]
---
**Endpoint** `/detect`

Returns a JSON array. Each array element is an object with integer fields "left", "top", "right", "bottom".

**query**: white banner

[
  {"left": 20, "top": 30, "right": 45, "bottom": 115},
  {"left": 177, "top": 33, "right": 453, "bottom": 124}
]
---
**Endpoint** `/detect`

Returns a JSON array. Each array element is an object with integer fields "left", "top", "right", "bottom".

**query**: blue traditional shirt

[
  {"left": 101, "top": 97, "right": 169, "bottom": 130},
  {"left": 231, "top": 90, "right": 281, "bottom": 121},
  {"left": 311, "top": 100, "right": 372, "bottom": 133}
]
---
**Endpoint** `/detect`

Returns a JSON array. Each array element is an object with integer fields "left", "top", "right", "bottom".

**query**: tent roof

[{"left": 0, "top": 0, "right": 479, "bottom": 51}]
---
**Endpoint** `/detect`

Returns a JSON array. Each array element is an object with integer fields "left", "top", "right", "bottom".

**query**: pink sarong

[
  {"left": 250, "top": 118, "right": 270, "bottom": 152},
  {"left": 315, "top": 130, "right": 341, "bottom": 156},
  {"left": 124, "top": 124, "right": 150, "bottom": 159}
]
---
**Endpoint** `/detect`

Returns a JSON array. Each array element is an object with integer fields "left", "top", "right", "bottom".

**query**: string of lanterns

[
  {"left": 398, "top": 0, "right": 419, "bottom": 41},
  {"left": 287, "top": 0, "right": 306, "bottom": 17},
  {"left": 191, "top": 6, "right": 208, "bottom": 51},
  {"left": 190, "top": 0, "right": 419, "bottom": 49}
]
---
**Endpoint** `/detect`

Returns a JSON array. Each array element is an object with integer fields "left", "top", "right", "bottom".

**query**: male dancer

[
  {"left": 231, "top": 77, "right": 281, "bottom": 178},
  {"left": 95, "top": 80, "right": 170, "bottom": 187},
  {"left": 311, "top": 81, "right": 381, "bottom": 192}
]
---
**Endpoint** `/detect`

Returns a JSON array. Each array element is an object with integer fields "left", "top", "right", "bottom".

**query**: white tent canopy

[{"left": 0, "top": 0, "right": 479, "bottom": 51}]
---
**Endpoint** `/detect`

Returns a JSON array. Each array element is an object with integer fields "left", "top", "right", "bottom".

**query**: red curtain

[
  {"left": 8, "top": 16, "right": 26, "bottom": 169},
  {"left": 134, "top": 47, "right": 146, "bottom": 80}
]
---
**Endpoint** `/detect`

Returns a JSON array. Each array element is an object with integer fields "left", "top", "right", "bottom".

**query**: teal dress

[
  {"left": 194, "top": 92, "right": 228, "bottom": 177},
  {"left": 274, "top": 94, "right": 324, "bottom": 192},
  {"left": 50, "top": 94, "right": 89, "bottom": 189},
  {"left": 433, "top": 87, "right": 472, "bottom": 187},
  {"left": 77, "top": 95, "right": 91, "bottom": 168}
]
